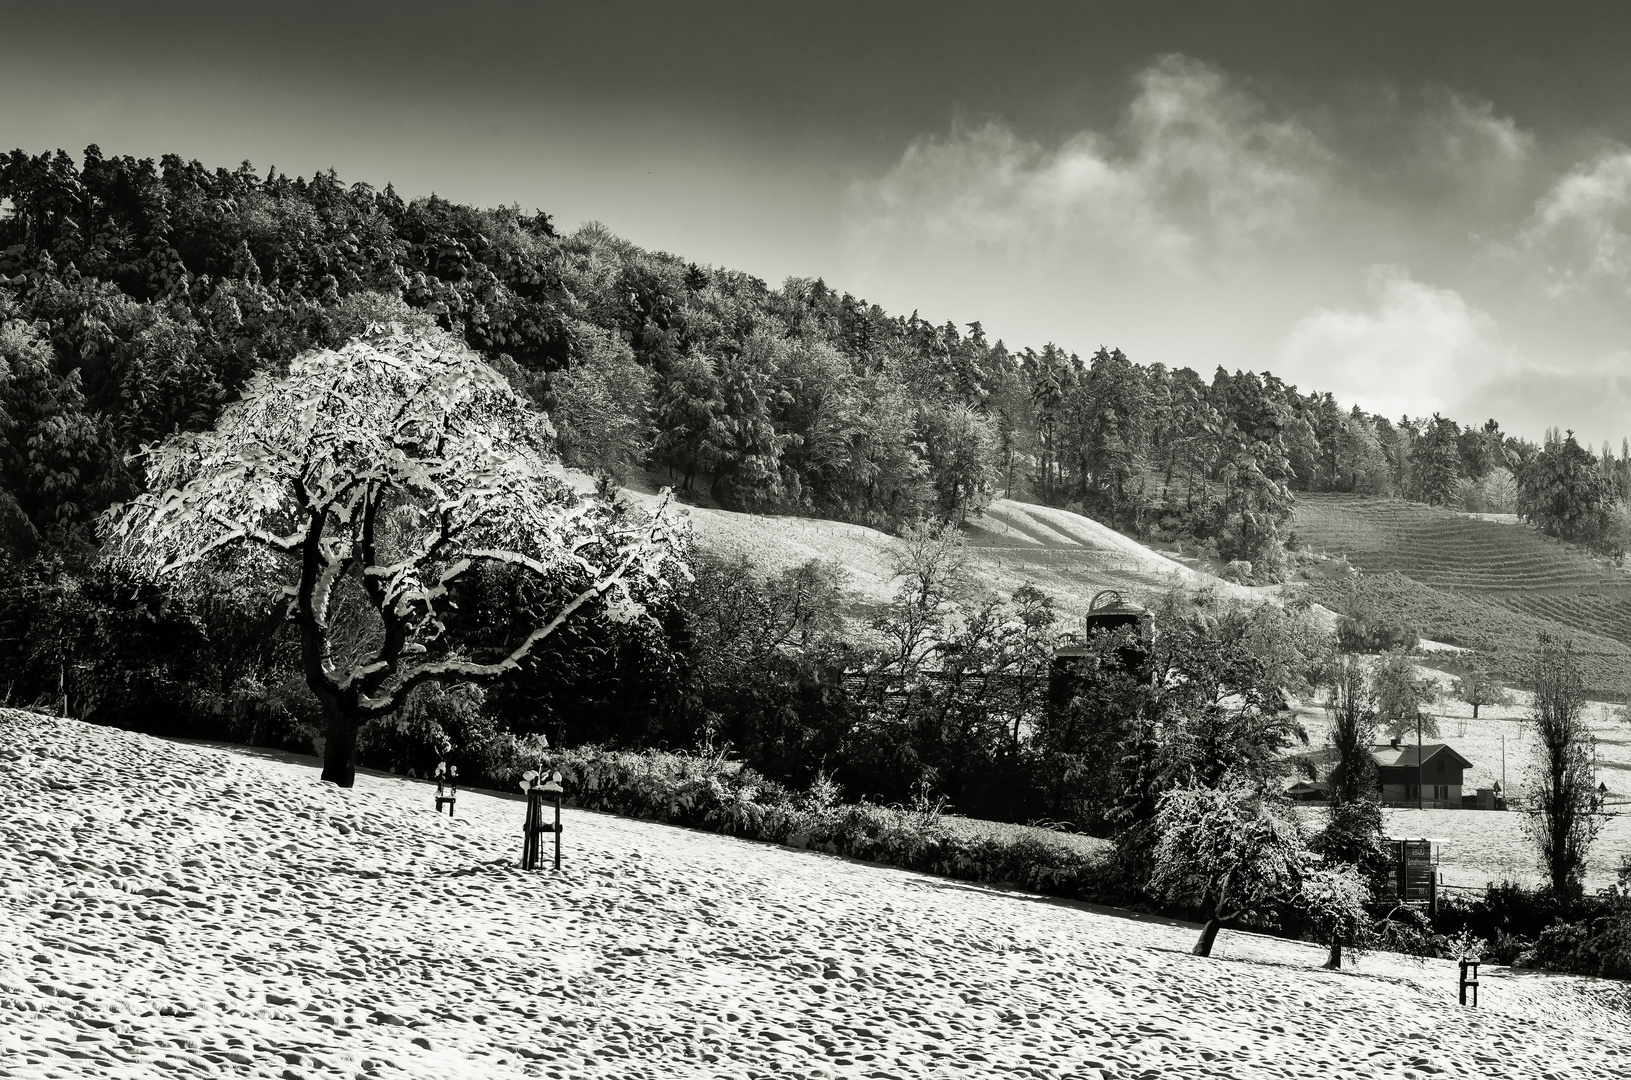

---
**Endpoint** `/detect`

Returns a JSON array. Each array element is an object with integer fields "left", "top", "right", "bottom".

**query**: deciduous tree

[
  {"left": 1452, "top": 664, "right": 1513, "bottom": 720},
  {"left": 1374, "top": 650, "right": 1439, "bottom": 742},
  {"left": 1150, "top": 779, "right": 1306, "bottom": 956},
  {"left": 1323, "top": 654, "right": 1379, "bottom": 806},
  {"left": 1524, "top": 633, "right": 1601, "bottom": 899},
  {"left": 103, "top": 323, "right": 682, "bottom": 786},
  {"left": 1296, "top": 862, "right": 1371, "bottom": 969}
]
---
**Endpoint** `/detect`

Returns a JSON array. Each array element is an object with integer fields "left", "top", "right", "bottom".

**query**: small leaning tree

[
  {"left": 102, "top": 323, "right": 682, "bottom": 787},
  {"left": 1150, "top": 778, "right": 1306, "bottom": 957}
]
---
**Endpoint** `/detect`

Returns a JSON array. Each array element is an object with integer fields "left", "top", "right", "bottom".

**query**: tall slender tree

[{"left": 1524, "top": 633, "right": 1601, "bottom": 899}]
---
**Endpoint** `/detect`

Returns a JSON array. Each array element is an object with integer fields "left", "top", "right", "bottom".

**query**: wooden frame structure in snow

[
  {"left": 521, "top": 769, "right": 564, "bottom": 871},
  {"left": 434, "top": 761, "right": 458, "bottom": 816}
]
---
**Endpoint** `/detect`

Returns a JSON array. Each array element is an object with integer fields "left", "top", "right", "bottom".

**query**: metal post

[
  {"left": 1417, "top": 712, "right": 1424, "bottom": 811},
  {"left": 553, "top": 791, "right": 563, "bottom": 871}
]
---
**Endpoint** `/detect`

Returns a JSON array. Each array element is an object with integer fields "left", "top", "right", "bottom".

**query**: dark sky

[{"left": 6, "top": 1, "right": 1631, "bottom": 441}]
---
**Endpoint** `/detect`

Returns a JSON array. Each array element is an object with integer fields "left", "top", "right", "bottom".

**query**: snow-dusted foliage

[
  {"left": 1296, "top": 862, "right": 1372, "bottom": 968},
  {"left": 101, "top": 323, "right": 683, "bottom": 784},
  {"left": 1149, "top": 779, "right": 1307, "bottom": 956}
]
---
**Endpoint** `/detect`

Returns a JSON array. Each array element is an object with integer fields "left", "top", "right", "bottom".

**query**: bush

[
  {"left": 1368, "top": 903, "right": 1441, "bottom": 958},
  {"left": 1525, "top": 905, "right": 1631, "bottom": 978},
  {"left": 1430, "top": 879, "right": 1631, "bottom": 975},
  {"left": 1336, "top": 611, "right": 1419, "bottom": 654}
]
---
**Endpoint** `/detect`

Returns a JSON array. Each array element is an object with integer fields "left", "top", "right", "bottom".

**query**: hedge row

[{"left": 491, "top": 744, "right": 1120, "bottom": 905}]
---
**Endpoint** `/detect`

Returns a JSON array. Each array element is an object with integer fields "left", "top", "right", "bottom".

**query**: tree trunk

[
  {"left": 1192, "top": 917, "right": 1223, "bottom": 957},
  {"left": 1472, "top": 703, "right": 1480, "bottom": 719},
  {"left": 320, "top": 700, "right": 358, "bottom": 787},
  {"left": 1324, "top": 936, "right": 1343, "bottom": 969}
]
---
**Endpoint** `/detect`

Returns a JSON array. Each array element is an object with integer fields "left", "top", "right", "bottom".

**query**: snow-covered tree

[
  {"left": 1296, "top": 862, "right": 1371, "bottom": 969},
  {"left": 1451, "top": 665, "right": 1512, "bottom": 720},
  {"left": 102, "top": 323, "right": 683, "bottom": 786},
  {"left": 1149, "top": 779, "right": 1306, "bottom": 956}
]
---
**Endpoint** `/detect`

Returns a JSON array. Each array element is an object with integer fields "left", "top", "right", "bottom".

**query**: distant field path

[{"left": 5, "top": 711, "right": 1631, "bottom": 1080}]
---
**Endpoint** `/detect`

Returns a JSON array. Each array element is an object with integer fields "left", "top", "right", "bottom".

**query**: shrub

[
  {"left": 1335, "top": 611, "right": 1419, "bottom": 654},
  {"left": 1369, "top": 903, "right": 1440, "bottom": 958},
  {"left": 497, "top": 742, "right": 1121, "bottom": 905},
  {"left": 1430, "top": 879, "right": 1631, "bottom": 974},
  {"left": 1525, "top": 905, "right": 1631, "bottom": 978}
]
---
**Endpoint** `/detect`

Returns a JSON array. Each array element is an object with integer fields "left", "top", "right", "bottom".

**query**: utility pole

[
  {"left": 1418, "top": 709, "right": 1424, "bottom": 811},
  {"left": 1501, "top": 731, "right": 1506, "bottom": 810}
]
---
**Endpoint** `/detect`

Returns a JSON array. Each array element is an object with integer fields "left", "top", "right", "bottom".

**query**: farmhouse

[{"left": 1371, "top": 741, "right": 1473, "bottom": 809}]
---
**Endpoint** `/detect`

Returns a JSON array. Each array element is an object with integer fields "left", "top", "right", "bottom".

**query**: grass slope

[
  {"left": 1292, "top": 494, "right": 1631, "bottom": 700},
  {"left": 617, "top": 480, "right": 1265, "bottom": 623}
]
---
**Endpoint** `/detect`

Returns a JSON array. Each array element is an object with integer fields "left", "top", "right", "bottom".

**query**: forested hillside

[
  {"left": 8, "top": 146, "right": 1630, "bottom": 578},
  {"left": 2, "top": 145, "right": 1628, "bottom": 808}
]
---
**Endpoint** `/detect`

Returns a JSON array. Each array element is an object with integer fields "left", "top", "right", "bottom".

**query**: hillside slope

[
  {"left": 1292, "top": 494, "right": 1631, "bottom": 699},
  {"left": 1294, "top": 494, "right": 1631, "bottom": 643},
  {"left": 619, "top": 486, "right": 1266, "bottom": 619},
  {"left": 6, "top": 711, "right": 1630, "bottom": 1079}
]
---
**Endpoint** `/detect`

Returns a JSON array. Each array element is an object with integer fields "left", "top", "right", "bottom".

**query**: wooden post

[
  {"left": 553, "top": 789, "right": 563, "bottom": 871},
  {"left": 1459, "top": 959, "right": 1479, "bottom": 1006},
  {"left": 520, "top": 784, "right": 541, "bottom": 870},
  {"left": 519, "top": 769, "right": 565, "bottom": 872},
  {"left": 542, "top": 772, "right": 564, "bottom": 871},
  {"left": 434, "top": 762, "right": 458, "bottom": 816}
]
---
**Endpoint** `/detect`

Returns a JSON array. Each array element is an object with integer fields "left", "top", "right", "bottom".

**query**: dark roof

[{"left": 1370, "top": 742, "right": 1474, "bottom": 770}]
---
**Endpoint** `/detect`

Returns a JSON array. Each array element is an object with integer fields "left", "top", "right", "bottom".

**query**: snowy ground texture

[{"left": 5, "top": 711, "right": 1631, "bottom": 1080}]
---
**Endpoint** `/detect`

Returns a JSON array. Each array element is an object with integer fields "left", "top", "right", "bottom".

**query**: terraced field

[
  {"left": 1293, "top": 495, "right": 1631, "bottom": 648},
  {"left": 1293, "top": 495, "right": 1631, "bottom": 699}
]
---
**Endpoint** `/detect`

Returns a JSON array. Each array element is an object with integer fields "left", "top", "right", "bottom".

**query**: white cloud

[
  {"left": 1464, "top": 349, "right": 1631, "bottom": 448},
  {"left": 1520, "top": 150, "right": 1631, "bottom": 295},
  {"left": 1274, "top": 266, "right": 1515, "bottom": 419},
  {"left": 838, "top": 56, "right": 1617, "bottom": 445},
  {"left": 843, "top": 55, "right": 1330, "bottom": 277},
  {"left": 1415, "top": 92, "right": 1533, "bottom": 176}
]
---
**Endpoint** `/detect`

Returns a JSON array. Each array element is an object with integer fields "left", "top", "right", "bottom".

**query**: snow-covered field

[
  {"left": 5, "top": 710, "right": 1631, "bottom": 1080},
  {"left": 1294, "top": 669, "right": 1631, "bottom": 893}
]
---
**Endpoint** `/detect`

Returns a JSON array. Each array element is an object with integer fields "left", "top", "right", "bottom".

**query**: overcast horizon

[{"left": 5, "top": 1, "right": 1631, "bottom": 447}]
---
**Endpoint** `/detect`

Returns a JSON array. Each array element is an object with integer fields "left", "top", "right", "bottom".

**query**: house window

[{"left": 1438, "top": 759, "right": 1445, "bottom": 774}]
